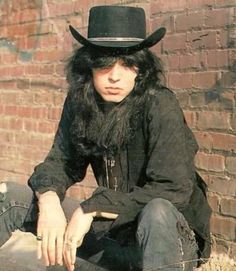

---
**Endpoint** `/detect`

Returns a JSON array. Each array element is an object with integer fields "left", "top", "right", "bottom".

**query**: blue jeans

[{"left": 0, "top": 182, "right": 198, "bottom": 271}]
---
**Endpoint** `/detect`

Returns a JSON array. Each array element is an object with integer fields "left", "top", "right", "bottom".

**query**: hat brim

[{"left": 69, "top": 25, "right": 166, "bottom": 51}]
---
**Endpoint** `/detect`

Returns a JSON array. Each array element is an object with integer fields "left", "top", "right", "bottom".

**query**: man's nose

[{"left": 108, "top": 65, "right": 121, "bottom": 82}]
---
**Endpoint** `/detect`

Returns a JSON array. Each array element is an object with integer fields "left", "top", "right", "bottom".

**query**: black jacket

[{"left": 28, "top": 87, "right": 212, "bottom": 258}]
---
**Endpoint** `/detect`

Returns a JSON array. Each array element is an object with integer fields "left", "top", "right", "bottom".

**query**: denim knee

[
  {"left": 0, "top": 181, "right": 35, "bottom": 247},
  {"left": 138, "top": 198, "right": 176, "bottom": 226}
]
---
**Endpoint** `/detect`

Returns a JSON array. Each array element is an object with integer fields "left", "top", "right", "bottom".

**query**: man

[{"left": 0, "top": 6, "right": 211, "bottom": 271}]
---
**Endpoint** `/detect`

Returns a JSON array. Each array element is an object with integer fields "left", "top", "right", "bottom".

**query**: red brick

[
  {"left": 0, "top": 119, "right": 9, "bottom": 129},
  {"left": 9, "top": 23, "right": 38, "bottom": 37},
  {"left": 23, "top": 119, "right": 38, "bottom": 132},
  {"left": 18, "top": 107, "right": 32, "bottom": 118},
  {"left": 208, "top": 194, "right": 220, "bottom": 213},
  {"left": 168, "top": 72, "right": 193, "bottom": 89},
  {"left": 205, "top": 9, "right": 233, "bottom": 28},
  {"left": 19, "top": 146, "right": 45, "bottom": 162},
  {"left": 231, "top": 114, "right": 236, "bottom": 131},
  {"left": 197, "top": 111, "right": 231, "bottom": 130},
  {"left": 47, "top": 107, "right": 62, "bottom": 120},
  {"left": 4, "top": 106, "right": 18, "bottom": 116},
  {"left": 194, "top": 131, "right": 213, "bottom": 150},
  {"left": 1, "top": 92, "right": 19, "bottom": 104},
  {"left": 210, "top": 215, "right": 236, "bottom": 241},
  {"left": 18, "top": 8, "right": 40, "bottom": 23},
  {"left": 190, "top": 92, "right": 206, "bottom": 107},
  {"left": 188, "top": 30, "right": 217, "bottom": 50},
  {"left": 176, "top": 91, "right": 190, "bottom": 107},
  {"left": 38, "top": 35, "right": 59, "bottom": 49},
  {"left": 0, "top": 53, "right": 17, "bottom": 64},
  {"left": 24, "top": 36, "right": 39, "bottom": 50},
  {"left": 9, "top": 118, "right": 23, "bottom": 130},
  {"left": 0, "top": 145, "right": 17, "bottom": 158},
  {"left": 67, "top": 184, "right": 87, "bottom": 201},
  {"left": 55, "top": 64, "right": 65, "bottom": 76},
  {"left": 0, "top": 131, "right": 14, "bottom": 144},
  {"left": 13, "top": 160, "right": 34, "bottom": 175},
  {"left": 163, "top": 33, "right": 187, "bottom": 53},
  {"left": 40, "top": 64, "right": 55, "bottom": 75},
  {"left": 219, "top": 29, "right": 230, "bottom": 48},
  {"left": 38, "top": 121, "right": 57, "bottom": 134},
  {"left": 211, "top": 133, "right": 236, "bottom": 152},
  {"left": 179, "top": 52, "right": 207, "bottom": 70},
  {"left": 0, "top": 67, "right": 9, "bottom": 76},
  {"left": 0, "top": 80, "right": 17, "bottom": 89},
  {"left": 34, "top": 92, "right": 54, "bottom": 105},
  {"left": 19, "top": 92, "right": 34, "bottom": 105},
  {"left": 195, "top": 152, "right": 225, "bottom": 172},
  {"left": 8, "top": 66, "right": 25, "bottom": 77},
  {"left": 25, "top": 65, "right": 40, "bottom": 75},
  {"left": 219, "top": 71, "right": 236, "bottom": 87},
  {"left": 226, "top": 157, "right": 236, "bottom": 175},
  {"left": 72, "top": 0, "right": 92, "bottom": 13},
  {"left": 183, "top": 111, "right": 197, "bottom": 128},
  {"left": 151, "top": 0, "right": 187, "bottom": 14},
  {"left": 151, "top": 15, "right": 175, "bottom": 34},
  {"left": 52, "top": 2, "right": 75, "bottom": 17},
  {"left": 221, "top": 198, "right": 236, "bottom": 218},
  {"left": 17, "top": 79, "right": 30, "bottom": 90},
  {"left": 216, "top": 0, "right": 236, "bottom": 6},
  {"left": 176, "top": 12, "right": 204, "bottom": 32},
  {"left": 53, "top": 93, "right": 66, "bottom": 106},
  {"left": 206, "top": 50, "right": 229, "bottom": 68},
  {"left": 193, "top": 71, "right": 217, "bottom": 89},
  {"left": 34, "top": 51, "right": 65, "bottom": 63},
  {"left": 166, "top": 55, "right": 180, "bottom": 70},
  {"left": 187, "top": 0, "right": 215, "bottom": 9},
  {"left": 14, "top": 132, "right": 32, "bottom": 146},
  {"left": 207, "top": 175, "right": 236, "bottom": 197},
  {"left": 31, "top": 107, "right": 48, "bottom": 119}
]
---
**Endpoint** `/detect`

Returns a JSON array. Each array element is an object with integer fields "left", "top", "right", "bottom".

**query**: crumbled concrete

[{"left": 0, "top": 230, "right": 45, "bottom": 271}]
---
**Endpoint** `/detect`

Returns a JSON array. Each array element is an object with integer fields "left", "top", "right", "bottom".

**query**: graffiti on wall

[{"left": 0, "top": 0, "right": 43, "bottom": 61}]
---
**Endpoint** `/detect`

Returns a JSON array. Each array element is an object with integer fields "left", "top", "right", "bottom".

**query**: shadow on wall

[{"left": 205, "top": 60, "right": 236, "bottom": 107}]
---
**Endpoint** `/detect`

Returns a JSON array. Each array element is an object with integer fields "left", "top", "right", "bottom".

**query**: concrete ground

[
  {"left": 0, "top": 231, "right": 107, "bottom": 271},
  {"left": 0, "top": 230, "right": 45, "bottom": 271}
]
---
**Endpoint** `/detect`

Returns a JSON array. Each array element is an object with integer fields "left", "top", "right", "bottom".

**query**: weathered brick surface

[{"left": 0, "top": 0, "right": 235, "bottom": 258}]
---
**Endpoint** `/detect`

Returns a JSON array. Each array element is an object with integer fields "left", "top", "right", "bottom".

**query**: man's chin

[{"left": 102, "top": 95, "right": 124, "bottom": 103}]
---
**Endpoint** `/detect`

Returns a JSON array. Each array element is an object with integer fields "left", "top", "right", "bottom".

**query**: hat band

[{"left": 88, "top": 37, "right": 144, "bottom": 42}]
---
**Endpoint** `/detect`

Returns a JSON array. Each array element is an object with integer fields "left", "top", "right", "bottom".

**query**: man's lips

[{"left": 105, "top": 87, "right": 122, "bottom": 94}]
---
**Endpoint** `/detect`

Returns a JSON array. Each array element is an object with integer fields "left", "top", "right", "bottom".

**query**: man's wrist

[{"left": 37, "top": 191, "right": 60, "bottom": 204}]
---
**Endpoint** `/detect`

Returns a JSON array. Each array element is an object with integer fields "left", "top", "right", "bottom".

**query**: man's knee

[{"left": 138, "top": 198, "right": 175, "bottom": 225}]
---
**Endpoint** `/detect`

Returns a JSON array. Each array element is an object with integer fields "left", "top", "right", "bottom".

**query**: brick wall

[{"left": 0, "top": 0, "right": 235, "bottom": 259}]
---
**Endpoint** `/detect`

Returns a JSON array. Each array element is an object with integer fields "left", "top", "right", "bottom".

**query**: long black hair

[{"left": 66, "top": 46, "right": 165, "bottom": 156}]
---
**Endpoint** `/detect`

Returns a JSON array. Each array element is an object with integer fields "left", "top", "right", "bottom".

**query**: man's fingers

[
  {"left": 63, "top": 238, "right": 76, "bottom": 271},
  {"left": 37, "top": 229, "right": 43, "bottom": 260},
  {"left": 70, "top": 241, "right": 78, "bottom": 266},
  {"left": 37, "top": 236, "right": 42, "bottom": 260},
  {"left": 48, "top": 232, "right": 57, "bottom": 265},
  {"left": 41, "top": 232, "right": 49, "bottom": 266},
  {"left": 56, "top": 235, "right": 64, "bottom": 265}
]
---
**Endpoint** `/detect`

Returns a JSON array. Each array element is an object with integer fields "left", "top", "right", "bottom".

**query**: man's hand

[
  {"left": 37, "top": 191, "right": 67, "bottom": 266},
  {"left": 63, "top": 206, "right": 94, "bottom": 271}
]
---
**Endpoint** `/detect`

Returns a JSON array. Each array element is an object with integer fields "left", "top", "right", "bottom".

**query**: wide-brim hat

[{"left": 69, "top": 6, "right": 166, "bottom": 52}]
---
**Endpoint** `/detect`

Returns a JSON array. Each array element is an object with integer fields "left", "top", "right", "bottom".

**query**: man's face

[{"left": 92, "top": 60, "right": 138, "bottom": 103}]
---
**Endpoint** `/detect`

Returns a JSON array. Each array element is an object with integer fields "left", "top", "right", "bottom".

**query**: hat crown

[{"left": 88, "top": 6, "right": 146, "bottom": 39}]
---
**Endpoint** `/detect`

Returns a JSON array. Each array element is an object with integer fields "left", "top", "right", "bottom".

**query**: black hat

[{"left": 69, "top": 6, "right": 166, "bottom": 51}]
